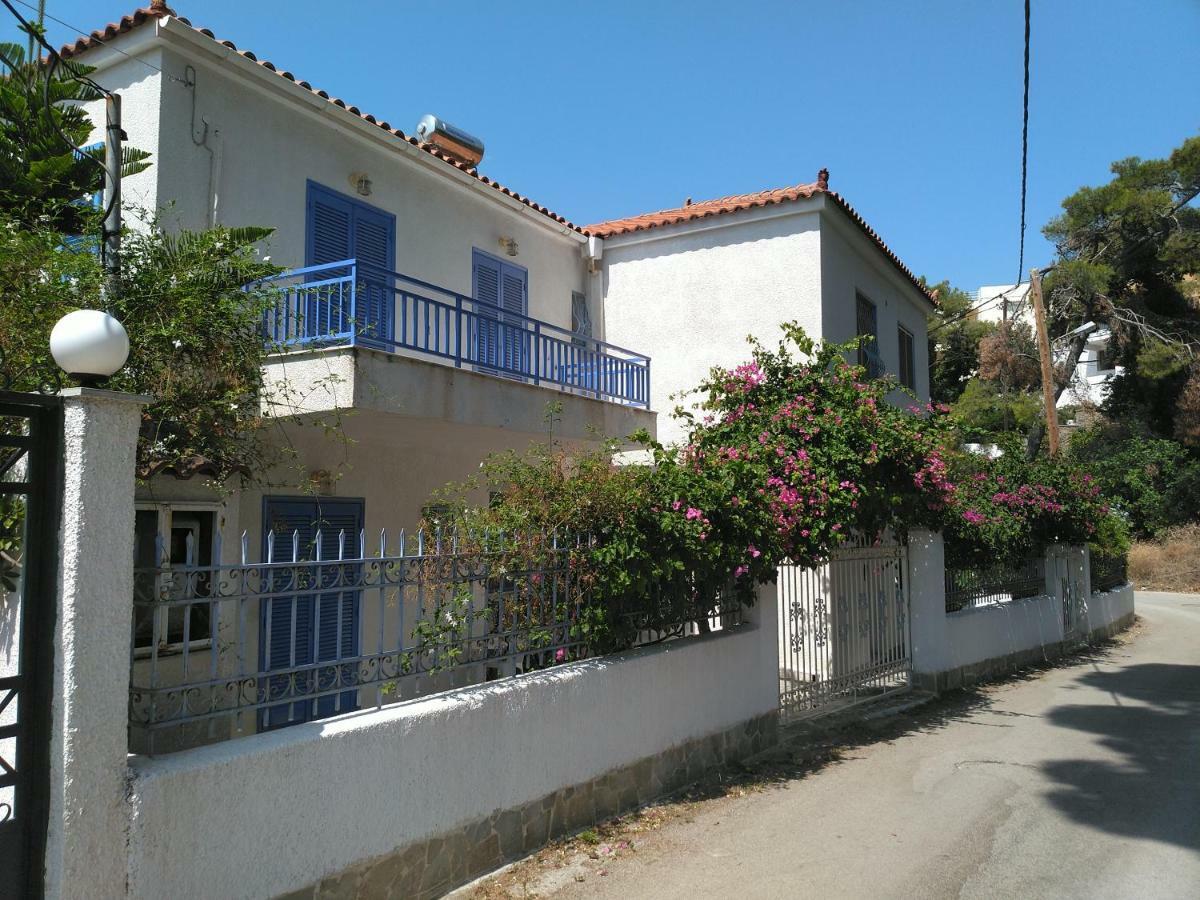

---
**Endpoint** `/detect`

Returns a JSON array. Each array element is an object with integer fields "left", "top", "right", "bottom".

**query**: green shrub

[
  {"left": 1069, "top": 424, "right": 1200, "bottom": 538},
  {"left": 433, "top": 324, "right": 1115, "bottom": 652}
]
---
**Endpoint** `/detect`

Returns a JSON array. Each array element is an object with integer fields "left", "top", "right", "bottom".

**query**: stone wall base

[
  {"left": 277, "top": 713, "right": 778, "bottom": 900},
  {"left": 914, "top": 607, "right": 1136, "bottom": 695}
]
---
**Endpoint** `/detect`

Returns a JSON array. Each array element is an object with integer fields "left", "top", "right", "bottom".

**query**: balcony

[{"left": 257, "top": 259, "right": 651, "bottom": 409}]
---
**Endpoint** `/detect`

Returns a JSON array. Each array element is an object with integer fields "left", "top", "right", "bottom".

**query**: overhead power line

[
  {"left": 11, "top": 0, "right": 188, "bottom": 84},
  {"left": 928, "top": 282, "right": 1029, "bottom": 335},
  {"left": 1017, "top": 0, "right": 1031, "bottom": 283}
]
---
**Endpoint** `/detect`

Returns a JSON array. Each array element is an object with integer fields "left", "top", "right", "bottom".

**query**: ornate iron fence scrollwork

[{"left": 129, "top": 526, "right": 747, "bottom": 755}]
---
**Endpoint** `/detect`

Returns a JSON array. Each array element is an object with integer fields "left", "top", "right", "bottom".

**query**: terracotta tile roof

[
  {"left": 61, "top": 8, "right": 932, "bottom": 305},
  {"left": 57, "top": 4, "right": 586, "bottom": 234},
  {"left": 585, "top": 169, "right": 935, "bottom": 304}
]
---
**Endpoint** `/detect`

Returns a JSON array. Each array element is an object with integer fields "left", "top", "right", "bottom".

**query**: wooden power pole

[{"left": 1029, "top": 268, "right": 1060, "bottom": 456}]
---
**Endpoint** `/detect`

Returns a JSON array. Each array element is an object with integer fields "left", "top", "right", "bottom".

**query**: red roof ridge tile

[{"left": 57, "top": 5, "right": 584, "bottom": 234}]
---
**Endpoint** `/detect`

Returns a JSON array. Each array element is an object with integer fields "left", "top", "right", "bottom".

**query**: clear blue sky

[{"left": 19, "top": 0, "right": 1200, "bottom": 288}]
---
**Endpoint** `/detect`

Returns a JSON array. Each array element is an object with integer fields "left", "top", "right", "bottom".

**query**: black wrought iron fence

[
  {"left": 1091, "top": 553, "right": 1128, "bottom": 593},
  {"left": 129, "top": 526, "right": 744, "bottom": 755},
  {"left": 945, "top": 556, "right": 1045, "bottom": 613}
]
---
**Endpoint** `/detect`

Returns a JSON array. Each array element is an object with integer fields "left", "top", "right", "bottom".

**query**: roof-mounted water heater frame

[{"left": 414, "top": 114, "right": 485, "bottom": 168}]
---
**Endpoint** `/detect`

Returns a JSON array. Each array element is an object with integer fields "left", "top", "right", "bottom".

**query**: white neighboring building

[{"left": 971, "top": 282, "right": 1122, "bottom": 410}]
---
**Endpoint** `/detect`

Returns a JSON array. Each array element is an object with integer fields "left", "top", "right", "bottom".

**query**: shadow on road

[{"left": 1039, "top": 663, "right": 1200, "bottom": 853}]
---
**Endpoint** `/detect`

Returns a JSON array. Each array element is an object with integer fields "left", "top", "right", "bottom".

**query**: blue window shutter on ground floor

[{"left": 260, "top": 496, "right": 364, "bottom": 730}]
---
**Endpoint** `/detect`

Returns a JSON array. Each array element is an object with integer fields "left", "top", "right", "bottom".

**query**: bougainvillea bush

[
  {"left": 433, "top": 323, "right": 1113, "bottom": 651},
  {"left": 939, "top": 439, "right": 1109, "bottom": 568}
]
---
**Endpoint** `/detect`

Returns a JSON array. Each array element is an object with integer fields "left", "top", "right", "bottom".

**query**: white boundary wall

[
  {"left": 908, "top": 530, "right": 1135, "bottom": 689},
  {"left": 124, "top": 594, "right": 779, "bottom": 899}
]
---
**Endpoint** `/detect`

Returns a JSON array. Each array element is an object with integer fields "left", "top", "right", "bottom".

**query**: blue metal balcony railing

[{"left": 254, "top": 259, "right": 651, "bottom": 409}]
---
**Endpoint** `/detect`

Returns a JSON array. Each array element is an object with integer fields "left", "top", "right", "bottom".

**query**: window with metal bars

[
  {"left": 855, "top": 293, "right": 883, "bottom": 377},
  {"left": 897, "top": 325, "right": 916, "bottom": 389}
]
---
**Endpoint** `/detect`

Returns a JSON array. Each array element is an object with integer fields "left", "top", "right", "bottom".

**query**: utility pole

[
  {"left": 1030, "top": 267, "right": 1060, "bottom": 456},
  {"left": 102, "top": 92, "right": 122, "bottom": 302}
]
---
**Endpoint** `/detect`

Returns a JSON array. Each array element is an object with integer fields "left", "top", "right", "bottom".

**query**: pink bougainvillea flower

[
  {"left": 686, "top": 507, "right": 703, "bottom": 520},
  {"left": 734, "top": 565, "right": 749, "bottom": 578}
]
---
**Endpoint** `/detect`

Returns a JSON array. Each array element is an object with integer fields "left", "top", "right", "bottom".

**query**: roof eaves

[
  {"left": 586, "top": 171, "right": 935, "bottom": 305},
  {"left": 58, "top": 5, "right": 585, "bottom": 235}
]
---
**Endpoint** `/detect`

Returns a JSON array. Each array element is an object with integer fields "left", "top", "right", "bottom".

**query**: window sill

[{"left": 133, "top": 639, "right": 214, "bottom": 660}]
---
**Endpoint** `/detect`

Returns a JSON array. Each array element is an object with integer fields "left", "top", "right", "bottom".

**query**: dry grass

[{"left": 1130, "top": 524, "right": 1200, "bottom": 593}]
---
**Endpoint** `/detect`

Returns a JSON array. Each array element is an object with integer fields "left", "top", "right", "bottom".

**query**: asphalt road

[{"left": 552, "top": 592, "right": 1200, "bottom": 900}]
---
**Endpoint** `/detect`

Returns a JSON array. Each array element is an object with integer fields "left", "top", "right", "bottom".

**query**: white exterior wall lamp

[{"left": 50, "top": 309, "right": 130, "bottom": 387}]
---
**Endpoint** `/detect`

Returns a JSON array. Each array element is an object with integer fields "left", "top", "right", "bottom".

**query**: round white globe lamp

[{"left": 49, "top": 309, "right": 130, "bottom": 386}]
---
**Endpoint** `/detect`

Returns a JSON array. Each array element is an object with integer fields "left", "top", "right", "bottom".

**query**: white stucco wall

[
  {"left": 601, "top": 206, "right": 824, "bottom": 446},
  {"left": 78, "top": 40, "right": 164, "bottom": 226},
  {"left": 125, "top": 600, "right": 779, "bottom": 899},
  {"left": 819, "top": 210, "right": 932, "bottom": 403},
  {"left": 1084, "top": 582, "right": 1136, "bottom": 634},
  {"left": 909, "top": 531, "right": 1134, "bottom": 681},
  {"left": 79, "top": 20, "right": 592, "bottom": 340}
]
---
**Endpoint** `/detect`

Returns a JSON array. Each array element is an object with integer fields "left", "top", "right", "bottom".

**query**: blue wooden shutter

[
  {"left": 260, "top": 497, "right": 363, "bottom": 730},
  {"left": 304, "top": 186, "right": 353, "bottom": 343},
  {"left": 261, "top": 498, "right": 317, "bottom": 729},
  {"left": 473, "top": 250, "right": 502, "bottom": 368},
  {"left": 306, "top": 186, "right": 353, "bottom": 269},
  {"left": 499, "top": 263, "right": 528, "bottom": 374},
  {"left": 306, "top": 183, "right": 396, "bottom": 348},
  {"left": 351, "top": 205, "right": 394, "bottom": 348}
]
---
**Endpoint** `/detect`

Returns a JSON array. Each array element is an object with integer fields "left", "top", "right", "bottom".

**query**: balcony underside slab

[{"left": 264, "top": 345, "right": 656, "bottom": 443}]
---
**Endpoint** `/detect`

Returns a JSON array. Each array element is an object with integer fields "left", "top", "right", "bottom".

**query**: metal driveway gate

[
  {"left": 1049, "top": 548, "right": 1086, "bottom": 642},
  {"left": 0, "top": 392, "right": 62, "bottom": 899},
  {"left": 778, "top": 534, "right": 911, "bottom": 719}
]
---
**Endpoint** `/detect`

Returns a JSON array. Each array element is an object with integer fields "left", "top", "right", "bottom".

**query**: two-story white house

[
  {"left": 590, "top": 178, "right": 935, "bottom": 444},
  {"left": 64, "top": 3, "right": 936, "bottom": 743}
]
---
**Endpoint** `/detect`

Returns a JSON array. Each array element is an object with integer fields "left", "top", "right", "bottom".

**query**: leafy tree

[
  {"left": 1069, "top": 422, "right": 1200, "bottom": 538},
  {"left": 0, "top": 42, "right": 149, "bottom": 232},
  {"left": 0, "top": 215, "right": 286, "bottom": 481},
  {"left": 950, "top": 378, "right": 1042, "bottom": 442},
  {"left": 925, "top": 279, "right": 995, "bottom": 404},
  {"left": 1036, "top": 134, "right": 1200, "bottom": 452}
]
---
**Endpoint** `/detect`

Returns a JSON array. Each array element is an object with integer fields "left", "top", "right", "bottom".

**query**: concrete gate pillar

[
  {"left": 906, "top": 528, "right": 947, "bottom": 691},
  {"left": 45, "top": 388, "right": 147, "bottom": 900}
]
